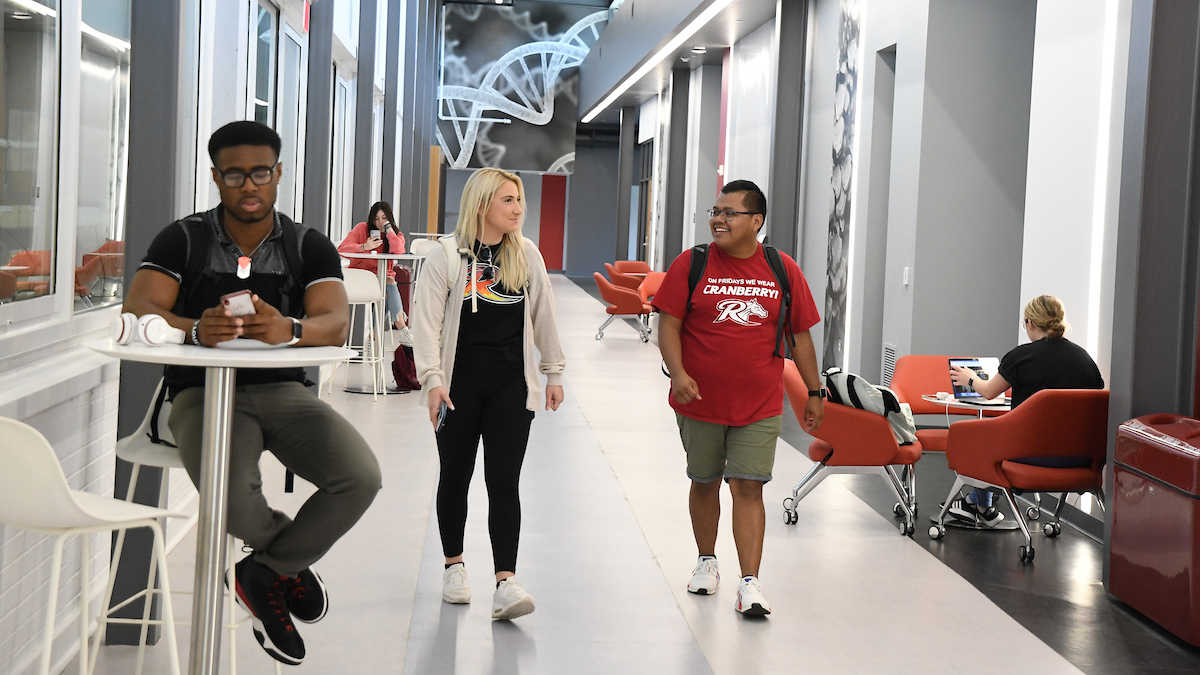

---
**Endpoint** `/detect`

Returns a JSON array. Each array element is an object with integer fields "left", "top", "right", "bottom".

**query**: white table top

[
  {"left": 84, "top": 338, "right": 353, "bottom": 368},
  {"left": 0, "top": 265, "right": 29, "bottom": 272},
  {"left": 408, "top": 232, "right": 444, "bottom": 238},
  {"left": 920, "top": 394, "right": 1011, "bottom": 412},
  {"left": 340, "top": 251, "right": 411, "bottom": 260}
]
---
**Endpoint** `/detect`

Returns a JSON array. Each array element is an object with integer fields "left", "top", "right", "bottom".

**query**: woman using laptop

[{"left": 946, "top": 295, "right": 1103, "bottom": 526}]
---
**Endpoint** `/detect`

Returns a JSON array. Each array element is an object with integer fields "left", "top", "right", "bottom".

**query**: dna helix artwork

[{"left": 437, "top": 10, "right": 609, "bottom": 171}]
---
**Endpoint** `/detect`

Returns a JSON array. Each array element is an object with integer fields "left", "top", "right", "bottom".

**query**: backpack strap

[
  {"left": 173, "top": 212, "right": 213, "bottom": 316},
  {"left": 685, "top": 244, "right": 709, "bottom": 313},
  {"left": 147, "top": 381, "right": 176, "bottom": 448},
  {"left": 763, "top": 245, "right": 794, "bottom": 358},
  {"left": 277, "top": 214, "right": 305, "bottom": 317}
]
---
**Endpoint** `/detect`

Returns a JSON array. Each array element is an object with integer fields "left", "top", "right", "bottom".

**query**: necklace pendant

[{"left": 237, "top": 256, "right": 251, "bottom": 279}]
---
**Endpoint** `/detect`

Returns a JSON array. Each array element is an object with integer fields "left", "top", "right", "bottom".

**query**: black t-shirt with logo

[
  {"left": 139, "top": 208, "right": 343, "bottom": 395},
  {"left": 997, "top": 337, "right": 1104, "bottom": 408},
  {"left": 455, "top": 241, "right": 525, "bottom": 372}
]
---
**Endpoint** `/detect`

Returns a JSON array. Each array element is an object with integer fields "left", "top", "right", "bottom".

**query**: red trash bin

[{"left": 1111, "top": 414, "right": 1200, "bottom": 647}]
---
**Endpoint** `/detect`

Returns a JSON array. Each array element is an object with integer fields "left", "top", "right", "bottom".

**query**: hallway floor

[{"left": 79, "top": 274, "right": 1200, "bottom": 674}]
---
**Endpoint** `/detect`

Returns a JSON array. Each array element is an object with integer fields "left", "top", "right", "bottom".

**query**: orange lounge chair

[
  {"left": 930, "top": 388, "right": 1108, "bottom": 562},
  {"left": 593, "top": 272, "right": 651, "bottom": 343},
  {"left": 782, "top": 359, "right": 922, "bottom": 535}
]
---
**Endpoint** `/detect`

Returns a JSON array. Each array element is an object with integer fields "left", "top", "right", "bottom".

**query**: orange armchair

[
  {"left": 603, "top": 262, "right": 643, "bottom": 292},
  {"left": 782, "top": 360, "right": 922, "bottom": 535},
  {"left": 614, "top": 260, "right": 651, "bottom": 274},
  {"left": 593, "top": 272, "right": 651, "bottom": 343},
  {"left": 930, "top": 388, "right": 1108, "bottom": 562},
  {"left": 7, "top": 250, "right": 52, "bottom": 276},
  {"left": 890, "top": 354, "right": 1005, "bottom": 452},
  {"left": 638, "top": 271, "right": 665, "bottom": 305}
]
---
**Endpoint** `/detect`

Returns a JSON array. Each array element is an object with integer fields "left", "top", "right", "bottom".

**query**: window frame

[{"left": 246, "top": 0, "right": 279, "bottom": 127}]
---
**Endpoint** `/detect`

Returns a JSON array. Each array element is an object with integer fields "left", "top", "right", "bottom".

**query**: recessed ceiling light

[
  {"left": 681, "top": 56, "right": 691, "bottom": 62},
  {"left": 12, "top": 11, "right": 32, "bottom": 19},
  {"left": 691, "top": 46, "right": 707, "bottom": 54}
]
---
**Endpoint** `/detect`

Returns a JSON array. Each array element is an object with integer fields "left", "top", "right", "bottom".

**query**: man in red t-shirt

[{"left": 653, "top": 179, "right": 824, "bottom": 617}]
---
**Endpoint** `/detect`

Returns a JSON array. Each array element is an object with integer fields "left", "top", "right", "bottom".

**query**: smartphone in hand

[
  {"left": 221, "top": 290, "right": 256, "bottom": 317},
  {"left": 435, "top": 401, "right": 449, "bottom": 432}
]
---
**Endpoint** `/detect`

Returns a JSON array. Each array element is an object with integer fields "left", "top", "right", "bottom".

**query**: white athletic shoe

[
  {"left": 397, "top": 326, "right": 415, "bottom": 347},
  {"left": 735, "top": 576, "right": 771, "bottom": 616},
  {"left": 687, "top": 556, "right": 720, "bottom": 595},
  {"left": 442, "top": 563, "right": 471, "bottom": 604},
  {"left": 491, "top": 577, "right": 536, "bottom": 620}
]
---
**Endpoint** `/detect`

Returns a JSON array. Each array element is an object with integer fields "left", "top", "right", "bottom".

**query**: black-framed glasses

[
  {"left": 707, "top": 207, "right": 759, "bottom": 221},
  {"left": 216, "top": 166, "right": 275, "bottom": 188}
]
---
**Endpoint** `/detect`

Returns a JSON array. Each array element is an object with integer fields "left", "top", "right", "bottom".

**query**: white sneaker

[
  {"left": 491, "top": 577, "right": 536, "bottom": 620},
  {"left": 397, "top": 326, "right": 414, "bottom": 347},
  {"left": 735, "top": 576, "right": 771, "bottom": 616},
  {"left": 442, "top": 563, "right": 470, "bottom": 604},
  {"left": 687, "top": 556, "right": 720, "bottom": 595}
]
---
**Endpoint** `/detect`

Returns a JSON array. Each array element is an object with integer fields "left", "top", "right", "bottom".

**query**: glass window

[
  {"left": 252, "top": 2, "right": 276, "bottom": 125},
  {"left": 276, "top": 32, "right": 302, "bottom": 218},
  {"left": 75, "top": 0, "right": 131, "bottom": 311},
  {"left": 0, "top": 0, "right": 59, "bottom": 306}
]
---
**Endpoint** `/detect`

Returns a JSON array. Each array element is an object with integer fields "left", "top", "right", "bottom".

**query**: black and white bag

[{"left": 821, "top": 367, "right": 917, "bottom": 445}]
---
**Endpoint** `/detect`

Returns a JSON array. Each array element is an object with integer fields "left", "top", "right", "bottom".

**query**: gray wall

[
  {"left": 902, "top": 0, "right": 1036, "bottom": 359},
  {"left": 860, "top": 48, "right": 896, "bottom": 384},
  {"left": 566, "top": 145, "right": 620, "bottom": 277}
]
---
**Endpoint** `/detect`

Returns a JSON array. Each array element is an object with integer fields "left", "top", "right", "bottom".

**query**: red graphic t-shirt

[{"left": 652, "top": 244, "right": 820, "bottom": 426}]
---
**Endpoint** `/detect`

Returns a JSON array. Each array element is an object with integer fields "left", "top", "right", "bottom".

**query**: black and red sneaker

[
  {"left": 287, "top": 568, "right": 329, "bottom": 623},
  {"left": 233, "top": 556, "right": 305, "bottom": 666}
]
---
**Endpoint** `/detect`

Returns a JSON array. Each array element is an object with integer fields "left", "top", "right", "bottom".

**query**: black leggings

[{"left": 436, "top": 367, "right": 534, "bottom": 573}]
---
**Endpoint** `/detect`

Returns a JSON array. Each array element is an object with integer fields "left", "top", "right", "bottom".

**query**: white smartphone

[{"left": 221, "top": 290, "right": 256, "bottom": 317}]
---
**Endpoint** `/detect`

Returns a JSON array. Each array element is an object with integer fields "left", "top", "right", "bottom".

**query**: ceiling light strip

[
  {"left": 581, "top": 0, "right": 735, "bottom": 123},
  {"left": 10, "top": 0, "right": 56, "bottom": 18}
]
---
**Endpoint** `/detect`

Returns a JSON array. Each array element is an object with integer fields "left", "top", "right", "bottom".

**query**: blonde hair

[
  {"left": 455, "top": 168, "right": 529, "bottom": 291},
  {"left": 1024, "top": 295, "right": 1068, "bottom": 339}
]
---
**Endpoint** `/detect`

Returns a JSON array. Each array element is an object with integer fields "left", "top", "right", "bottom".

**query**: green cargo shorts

[{"left": 675, "top": 413, "right": 783, "bottom": 483}]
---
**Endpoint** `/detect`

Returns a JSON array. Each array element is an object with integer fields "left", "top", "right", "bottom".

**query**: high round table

[
  {"left": 919, "top": 394, "right": 1011, "bottom": 417},
  {"left": 84, "top": 339, "right": 352, "bottom": 675}
]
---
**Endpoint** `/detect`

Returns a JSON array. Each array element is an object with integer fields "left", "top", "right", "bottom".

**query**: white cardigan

[{"left": 412, "top": 235, "right": 565, "bottom": 411}]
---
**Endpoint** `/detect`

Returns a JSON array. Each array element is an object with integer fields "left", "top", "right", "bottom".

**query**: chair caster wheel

[
  {"left": 595, "top": 333, "right": 604, "bottom": 341},
  {"left": 1018, "top": 545, "right": 1035, "bottom": 562},
  {"left": 640, "top": 334, "right": 650, "bottom": 343},
  {"left": 893, "top": 503, "right": 904, "bottom": 517},
  {"left": 900, "top": 520, "right": 914, "bottom": 536},
  {"left": 783, "top": 510, "right": 797, "bottom": 525},
  {"left": 1043, "top": 522, "right": 1061, "bottom": 538},
  {"left": 1027, "top": 506, "right": 1041, "bottom": 520},
  {"left": 928, "top": 525, "right": 945, "bottom": 540}
]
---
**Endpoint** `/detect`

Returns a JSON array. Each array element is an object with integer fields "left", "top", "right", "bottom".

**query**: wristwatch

[
  {"left": 285, "top": 317, "right": 302, "bottom": 346},
  {"left": 808, "top": 389, "right": 826, "bottom": 399}
]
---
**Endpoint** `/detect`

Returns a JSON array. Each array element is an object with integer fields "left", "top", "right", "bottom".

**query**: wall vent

[{"left": 882, "top": 343, "right": 898, "bottom": 386}]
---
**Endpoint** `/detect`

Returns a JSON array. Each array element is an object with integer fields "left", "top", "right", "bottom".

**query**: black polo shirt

[{"left": 140, "top": 208, "right": 343, "bottom": 395}]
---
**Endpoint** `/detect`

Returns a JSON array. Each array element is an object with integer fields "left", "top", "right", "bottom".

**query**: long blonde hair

[
  {"left": 455, "top": 168, "right": 529, "bottom": 291},
  {"left": 1024, "top": 295, "right": 1068, "bottom": 339}
]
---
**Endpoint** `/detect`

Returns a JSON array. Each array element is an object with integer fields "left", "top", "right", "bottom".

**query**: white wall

[
  {"left": 723, "top": 19, "right": 777, "bottom": 192},
  {"left": 683, "top": 65, "right": 721, "bottom": 249},
  {"left": 1019, "top": 0, "right": 1125, "bottom": 384}
]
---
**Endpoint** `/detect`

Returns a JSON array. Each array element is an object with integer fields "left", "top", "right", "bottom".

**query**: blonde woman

[
  {"left": 412, "top": 168, "right": 565, "bottom": 620},
  {"left": 946, "top": 295, "right": 1104, "bottom": 526}
]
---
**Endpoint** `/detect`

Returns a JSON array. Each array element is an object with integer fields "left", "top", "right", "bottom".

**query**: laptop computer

[{"left": 948, "top": 357, "right": 1009, "bottom": 405}]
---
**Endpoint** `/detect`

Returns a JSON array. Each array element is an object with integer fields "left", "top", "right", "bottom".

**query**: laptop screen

[{"left": 948, "top": 357, "right": 1000, "bottom": 399}]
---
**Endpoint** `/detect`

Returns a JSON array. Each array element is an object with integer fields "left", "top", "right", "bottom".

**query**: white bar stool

[
  {"left": 0, "top": 417, "right": 183, "bottom": 675},
  {"left": 332, "top": 268, "right": 386, "bottom": 398}
]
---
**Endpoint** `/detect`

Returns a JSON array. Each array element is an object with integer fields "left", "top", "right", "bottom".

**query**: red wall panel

[{"left": 539, "top": 174, "right": 566, "bottom": 271}]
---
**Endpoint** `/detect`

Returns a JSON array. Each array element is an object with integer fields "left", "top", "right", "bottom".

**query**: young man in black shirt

[{"left": 123, "top": 121, "right": 381, "bottom": 666}]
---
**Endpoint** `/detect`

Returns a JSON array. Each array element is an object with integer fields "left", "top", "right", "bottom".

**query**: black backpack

[
  {"left": 171, "top": 208, "right": 306, "bottom": 318},
  {"left": 685, "top": 243, "right": 795, "bottom": 358}
]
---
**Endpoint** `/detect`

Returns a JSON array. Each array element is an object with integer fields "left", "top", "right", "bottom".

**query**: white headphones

[{"left": 111, "top": 313, "right": 186, "bottom": 347}]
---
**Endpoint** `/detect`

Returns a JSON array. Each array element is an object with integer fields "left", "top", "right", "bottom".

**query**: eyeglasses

[
  {"left": 707, "top": 207, "right": 759, "bottom": 221},
  {"left": 216, "top": 166, "right": 275, "bottom": 188}
]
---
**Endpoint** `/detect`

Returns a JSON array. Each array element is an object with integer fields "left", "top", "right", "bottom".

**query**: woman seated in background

[
  {"left": 946, "top": 295, "right": 1104, "bottom": 527},
  {"left": 338, "top": 201, "right": 414, "bottom": 346}
]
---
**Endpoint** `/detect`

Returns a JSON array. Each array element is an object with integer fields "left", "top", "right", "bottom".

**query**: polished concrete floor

[{"left": 77, "top": 274, "right": 1192, "bottom": 674}]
